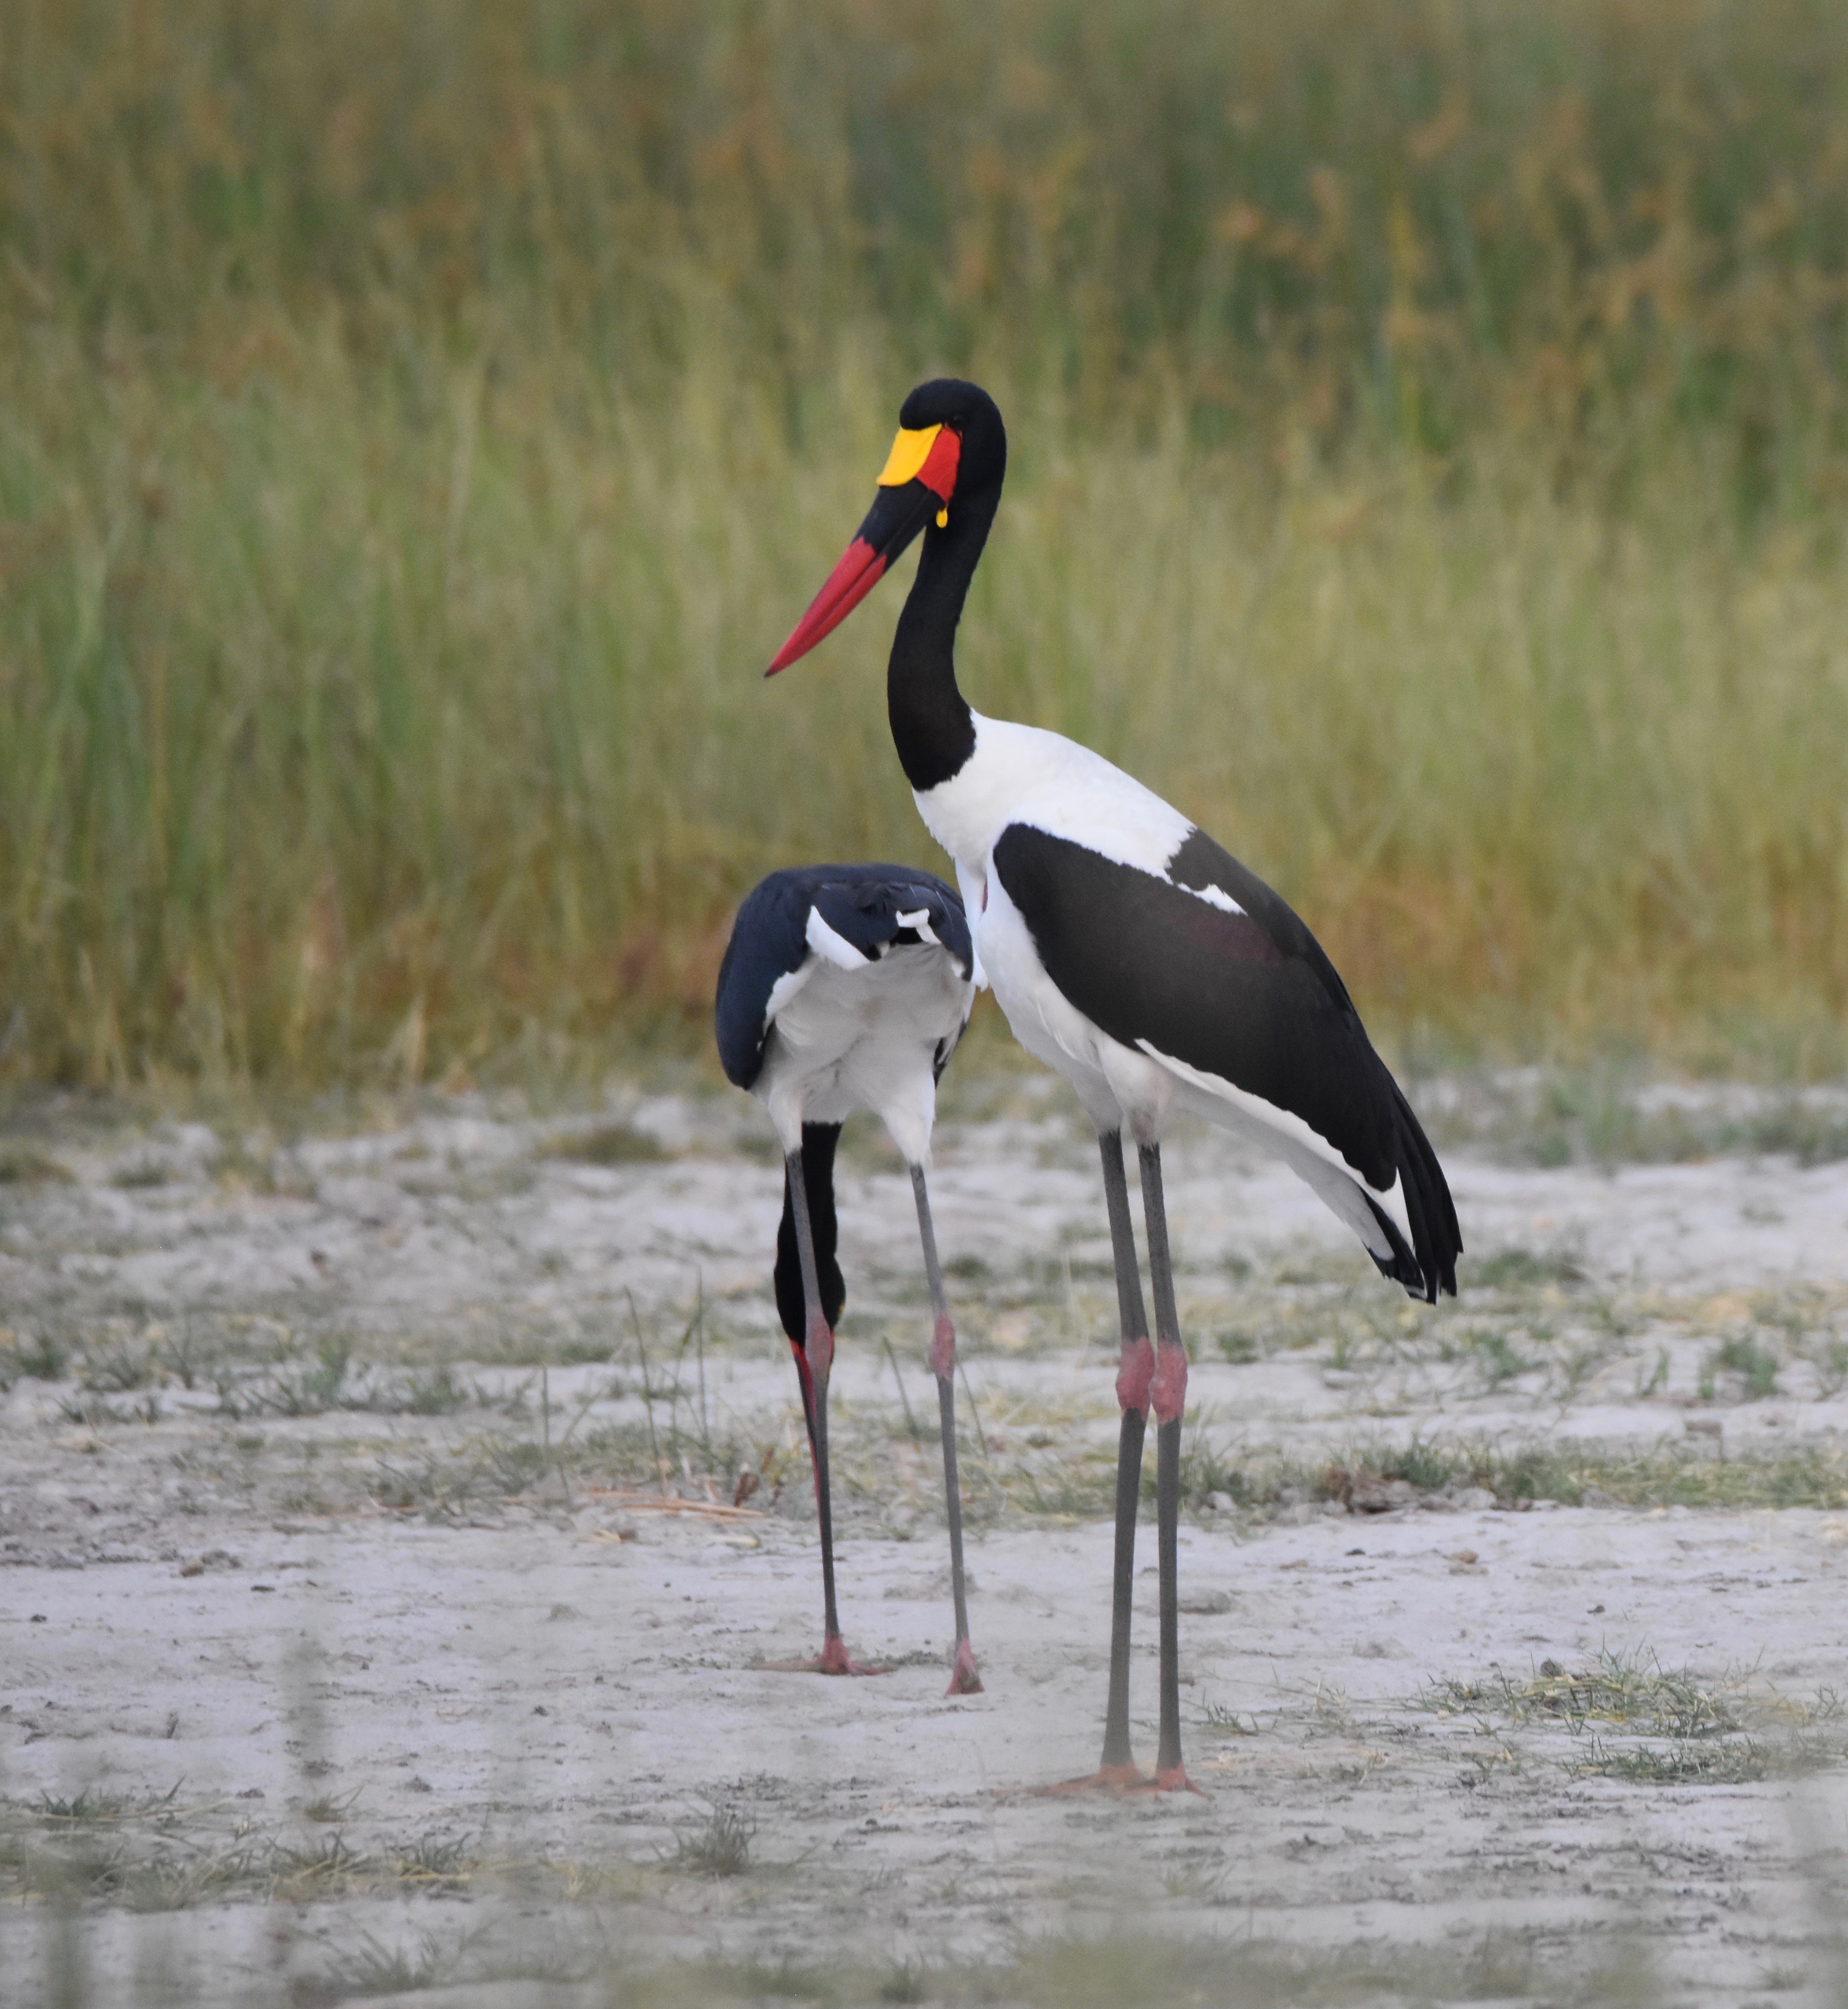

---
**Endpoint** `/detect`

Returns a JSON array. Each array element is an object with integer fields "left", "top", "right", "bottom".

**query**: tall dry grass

[{"left": 3, "top": 0, "right": 1847, "bottom": 1085}]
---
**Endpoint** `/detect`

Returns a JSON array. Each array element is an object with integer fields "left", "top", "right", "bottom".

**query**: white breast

[
  {"left": 913, "top": 713, "right": 1192, "bottom": 887},
  {"left": 914, "top": 712, "right": 1193, "bottom": 1140}
]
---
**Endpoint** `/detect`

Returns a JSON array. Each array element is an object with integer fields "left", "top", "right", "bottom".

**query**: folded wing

[{"left": 992, "top": 822, "right": 1459, "bottom": 1300}]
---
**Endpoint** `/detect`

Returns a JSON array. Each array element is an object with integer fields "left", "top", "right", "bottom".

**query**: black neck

[{"left": 887, "top": 479, "right": 997, "bottom": 791}]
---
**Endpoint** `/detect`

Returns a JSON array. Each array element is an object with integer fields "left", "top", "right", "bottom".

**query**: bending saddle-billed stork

[
  {"left": 766, "top": 381, "right": 1460, "bottom": 1791},
  {"left": 715, "top": 862, "right": 983, "bottom": 1694}
]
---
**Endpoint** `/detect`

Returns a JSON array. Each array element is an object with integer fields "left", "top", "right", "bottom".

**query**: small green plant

[
  {"left": 391, "top": 1832, "right": 473, "bottom": 1886},
  {"left": 670, "top": 1802, "right": 756, "bottom": 1877},
  {"left": 261, "top": 1336, "right": 355, "bottom": 1415},
  {"left": 57, "top": 1390, "right": 162, "bottom": 1428},
  {"left": 8, "top": 1330, "right": 68, "bottom": 1380},
  {"left": 1706, "top": 1335, "right": 1781, "bottom": 1401},
  {"left": 1176, "top": 1417, "right": 1253, "bottom": 1508},
  {"left": 80, "top": 1337, "right": 159, "bottom": 1392},
  {"left": 1470, "top": 1248, "right": 1587, "bottom": 1290},
  {"left": 1810, "top": 1338, "right": 1848, "bottom": 1397},
  {"left": 303, "top": 1789, "right": 361, "bottom": 1824},
  {"left": 401, "top": 1364, "right": 472, "bottom": 1415},
  {"left": 1470, "top": 1330, "right": 1535, "bottom": 1387},
  {"left": 308, "top": 1931, "right": 451, "bottom": 1999},
  {"left": 480, "top": 1435, "right": 549, "bottom": 1496}
]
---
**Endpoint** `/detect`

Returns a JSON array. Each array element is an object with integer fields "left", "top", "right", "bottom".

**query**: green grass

[
  {"left": 1, "top": 1802, "right": 482, "bottom": 1911},
  {"left": 2, "top": 3, "right": 1847, "bottom": 1086},
  {"left": 604, "top": 1937, "right": 1577, "bottom": 2009},
  {"left": 1429, "top": 1647, "right": 1749, "bottom": 1738},
  {"left": 1425, "top": 1646, "right": 1845, "bottom": 1783},
  {"left": 540, "top": 1122, "right": 669, "bottom": 1166},
  {"left": 1704, "top": 1334, "right": 1783, "bottom": 1401},
  {"left": 1573, "top": 1735, "right": 1808, "bottom": 1783},
  {"left": 666, "top": 1803, "right": 756, "bottom": 1879}
]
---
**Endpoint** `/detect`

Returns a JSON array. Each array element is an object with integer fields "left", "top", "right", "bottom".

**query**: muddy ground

[{"left": 4, "top": 1069, "right": 1848, "bottom": 2008}]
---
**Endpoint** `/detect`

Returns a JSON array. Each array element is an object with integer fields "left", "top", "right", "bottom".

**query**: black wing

[
  {"left": 714, "top": 862, "right": 974, "bottom": 1091},
  {"left": 992, "top": 822, "right": 1459, "bottom": 1300}
]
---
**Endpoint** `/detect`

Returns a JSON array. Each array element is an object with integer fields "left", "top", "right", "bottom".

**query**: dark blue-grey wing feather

[{"left": 714, "top": 874, "right": 814, "bottom": 1090}]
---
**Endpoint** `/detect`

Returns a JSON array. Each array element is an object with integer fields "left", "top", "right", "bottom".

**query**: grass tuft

[
  {"left": 1704, "top": 1335, "right": 1782, "bottom": 1402},
  {"left": 668, "top": 1802, "right": 756, "bottom": 1878},
  {"left": 543, "top": 1124, "right": 669, "bottom": 1166}
]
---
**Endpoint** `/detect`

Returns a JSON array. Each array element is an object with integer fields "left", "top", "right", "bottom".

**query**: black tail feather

[
  {"left": 774, "top": 1123, "right": 845, "bottom": 1343},
  {"left": 1390, "top": 1082, "right": 1460, "bottom": 1302},
  {"left": 1360, "top": 1193, "right": 1426, "bottom": 1297}
]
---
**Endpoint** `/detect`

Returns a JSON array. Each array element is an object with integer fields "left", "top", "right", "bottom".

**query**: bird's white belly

[
  {"left": 973, "top": 869, "right": 1173, "bottom": 1143},
  {"left": 756, "top": 947, "right": 967, "bottom": 1166}
]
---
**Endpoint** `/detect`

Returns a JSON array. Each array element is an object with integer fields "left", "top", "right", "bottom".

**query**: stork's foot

[
  {"left": 1147, "top": 1764, "right": 1208, "bottom": 1798},
  {"left": 945, "top": 1638, "right": 983, "bottom": 1697},
  {"left": 1006, "top": 1760, "right": 1207, "bottom": 1799},
  {"left": 756, "top": 1634, "right": 890, "bottom": 1676},
  {"left": 1005, "top": 1761, "right": 1149, "bottom": 1798}
]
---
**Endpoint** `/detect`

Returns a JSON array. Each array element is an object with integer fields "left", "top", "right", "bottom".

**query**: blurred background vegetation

[{"left": 3, "top": 0, "right": 1847, "bottom": 1088}]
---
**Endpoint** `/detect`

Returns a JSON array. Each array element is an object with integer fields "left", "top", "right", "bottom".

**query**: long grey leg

[
  {"left": 1100, "top": 1131, "right": 1152, "bottom": 1774},
  {"left": 783, "top": 1144, "right": 847, "bottom": 1665},
  {"left": 1137, "top": 1141, "right": 1192, "bottom": 1785},
  {"left": 910, "top": 1164, "right": 982, "bottom": 1695}
]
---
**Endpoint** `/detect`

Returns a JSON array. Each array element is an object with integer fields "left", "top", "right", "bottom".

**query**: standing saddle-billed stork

[
  {"left": 765, "top": 381, "right": 1460, "bottom": 1791},
  {"left": 715, "top": 863, "right": 983, "bottom": 1694}
]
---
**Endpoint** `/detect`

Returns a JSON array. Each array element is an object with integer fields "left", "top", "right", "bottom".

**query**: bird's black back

[{"left": 713, "top": 862, "right": 974, "bottom": 1091}]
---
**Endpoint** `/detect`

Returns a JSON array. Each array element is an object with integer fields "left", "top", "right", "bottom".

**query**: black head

[
  {"left": 766, "top": 380, "right": 1008, "bottom": 675},
  {"left": 896, "top": 378, "right": 1007, "bottom": 501}
]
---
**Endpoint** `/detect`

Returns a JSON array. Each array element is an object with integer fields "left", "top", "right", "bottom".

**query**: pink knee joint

[
  {"left": 1149, "top": 1339, "right": 1188, "bottom": 1425},
  {"left": 805, "top": 1311, "right": 835, "bottom": 1390},
  {"left": 1115, "top": 1335, "right": 1154, "bottom": 1417},
  {"left": 929, "top": 1312, "right": 957, "bottom": 1382}
]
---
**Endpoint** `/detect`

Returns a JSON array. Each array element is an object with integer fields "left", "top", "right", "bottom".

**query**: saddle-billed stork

[
  {"left": 766, "top": 382, "right": 1460, "bottom": 1791},
  {"left": 715, "top": 863, "right": 983, "bottom": 1694}
]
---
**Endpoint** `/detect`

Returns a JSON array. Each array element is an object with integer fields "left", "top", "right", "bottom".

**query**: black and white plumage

[
  {"left": 715, "top": 863, "right": 976, "bottom": 1165},
  {"left": 768, "top": 380, "right": 1460, "bottom": 1788},
  {"left": 982, "top": 802, "right": 1456, "bottom": 1301},
  {"left": 715, "top": 863, "right": 982, "bottom": 1690}
]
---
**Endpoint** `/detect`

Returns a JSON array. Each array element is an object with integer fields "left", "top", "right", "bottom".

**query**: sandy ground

[{"left": 5, "top": 1074, "right": 1848, "bottom": 2006}]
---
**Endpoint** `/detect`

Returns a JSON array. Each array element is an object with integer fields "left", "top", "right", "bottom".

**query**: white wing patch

[
  {"left": 1182, "top": 879, "right": 1245, "bottom": 916},
  {"left": 805, "top": 906, "right": 870, "bottom": 970},
  {"left": 762, "top": 962, "right": 815, "bottom": 1027},
  {"left": 894, "top": 907, "right": 942, "bottom": 947}
]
